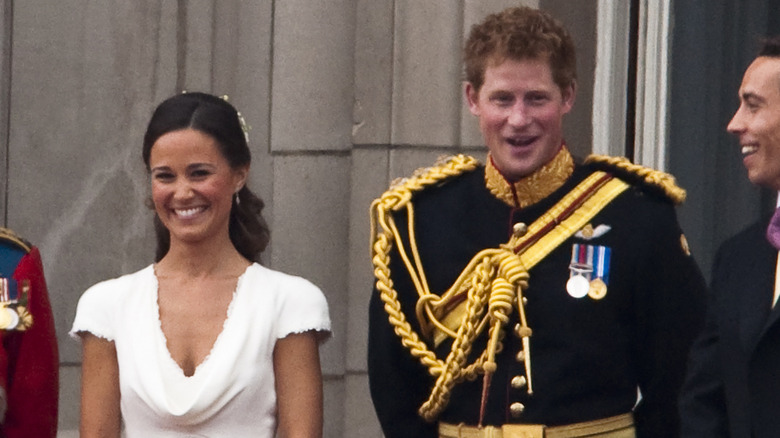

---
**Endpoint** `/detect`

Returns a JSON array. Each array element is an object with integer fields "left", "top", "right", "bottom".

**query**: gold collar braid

[{"left": 485, "top": 147, "right": 574, "bottom": 208}]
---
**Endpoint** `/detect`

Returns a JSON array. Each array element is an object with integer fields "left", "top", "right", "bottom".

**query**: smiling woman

[
  {"left": 141, "top": 93, "right": 269, "bottom": 263},
  {"left": 69, "top": 92, "right": 331, "bottom": 438},
  {"left": 148, "top": 129, "right": 247, "bottom": 250}
]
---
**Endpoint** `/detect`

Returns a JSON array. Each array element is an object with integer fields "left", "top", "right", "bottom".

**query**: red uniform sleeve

[{"left": 2, "top": 247, "right": 59, "bottom": 438}]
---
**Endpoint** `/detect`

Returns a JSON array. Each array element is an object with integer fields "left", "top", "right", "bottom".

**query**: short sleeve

[
  {"left": 275, "top": 276, "right": 331, "bottom": 342},
  {"left": 69, "top": 279, "right": 121, "bottom": 341}
]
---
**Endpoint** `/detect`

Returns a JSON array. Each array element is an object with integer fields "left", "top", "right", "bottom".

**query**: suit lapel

[
  {"left": 759, "top": 252, "right": 780, "bottom": 338},
  {"left": 741, "top": 223, "right": 777, "bottom": 353}
]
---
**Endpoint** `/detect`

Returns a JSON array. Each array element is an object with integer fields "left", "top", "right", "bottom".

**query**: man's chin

[
  {"left": 501, "top": 164, "right": 537, "bottom": 182},
  {"left": 746, "top": 171, "right": 776, "bottom": 189}
]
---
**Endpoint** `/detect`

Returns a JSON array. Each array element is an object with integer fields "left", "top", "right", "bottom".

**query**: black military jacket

[{"left": 368, "top": 157, "right": 707, "bottom": 438}]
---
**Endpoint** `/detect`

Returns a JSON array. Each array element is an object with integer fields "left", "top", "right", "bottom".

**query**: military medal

[
  {"left": 0, "top": 305, "right": 19, "bottom": 330},
  {"left": 569, "top": 243, "right": 611, "bottom": 300},
  {"left": 588, "top": 245, "right": 610, "bottom": 299},
  {"left": 566, "top": 273, "right": 590, "bottom": 298},
  {"left": 588, "top": 278, "right": 607, "bottom": 299},
  {"left": 0, "top": 277, "right": 29, "bottom": 330}
]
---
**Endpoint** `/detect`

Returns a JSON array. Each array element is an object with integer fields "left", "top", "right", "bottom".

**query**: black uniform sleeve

[
  {"left": 677, "top": 246, "right": 729, "bottom": 437},
  {"left": 368, "top": 288, "right": 438, "bottom": 438},
  {"left": 367, "top": 195, "right": 443, "bottom": 438},
  {"left": 630, "top": 200, "right": 707, "bottom": 437}
]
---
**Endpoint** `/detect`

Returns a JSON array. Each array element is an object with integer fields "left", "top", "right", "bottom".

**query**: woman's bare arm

[
  {"left": 79, "top": 333, "right": 121, "bottom": 438},
  {"left": 273, "top": 331, "right": 323, "bottom": 438}
]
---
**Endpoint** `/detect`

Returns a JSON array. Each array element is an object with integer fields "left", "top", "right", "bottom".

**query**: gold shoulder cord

[
  {"left": 585, "top": 155, "right": 686, "bottom": 204},
  {"left": 370, "top": 155, "right": 629, "bottom": 422}
]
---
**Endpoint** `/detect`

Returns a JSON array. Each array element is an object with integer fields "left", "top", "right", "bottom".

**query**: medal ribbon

[
  {"left": 0, "top": 278, "right": 17, "bottom": 302},
  {"left": 595, "top": 245, "right": 610, "bottom": 283}
]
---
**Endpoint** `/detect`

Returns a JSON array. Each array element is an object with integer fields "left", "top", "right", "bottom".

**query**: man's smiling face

[{"left": 728, "top": 56, "right": 780, "bottom": 190}]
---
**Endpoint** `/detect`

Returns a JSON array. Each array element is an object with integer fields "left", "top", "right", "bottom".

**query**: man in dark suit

[{"left": 679, "top": 36, "right": 780, "bottom": 438}]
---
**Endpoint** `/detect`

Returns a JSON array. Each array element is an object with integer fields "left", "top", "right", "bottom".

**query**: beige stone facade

[{"left": 0, "top": 1, "right": 598, "bottom": 436}]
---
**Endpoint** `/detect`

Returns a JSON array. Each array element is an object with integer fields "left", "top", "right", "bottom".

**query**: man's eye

[
  {"left": 527, "top": 94, "right": 548, "bottom": 105},
  {"left": 491, "top": 95, "right": 513, "bottom": 105}
]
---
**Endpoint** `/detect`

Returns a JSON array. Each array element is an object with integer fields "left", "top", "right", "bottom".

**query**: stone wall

[{"left": 0, "top": 1, "right": 596, "bottom": 436}]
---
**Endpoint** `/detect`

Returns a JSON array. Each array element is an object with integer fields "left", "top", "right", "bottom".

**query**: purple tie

[{"left": 768, "top": 208, "right": 780, "bottom": 250}]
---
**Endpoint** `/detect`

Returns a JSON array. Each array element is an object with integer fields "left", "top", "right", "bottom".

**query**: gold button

[
  {"left": 511, "top": 375, "right": 527, "bottom": 389},
  {"left": 522, "top": 297, "right": 528, "bottom": 305},
  {"left": 516, "top": 350, "right": 525, "bottom": 362},
  {"left": 509, "top": 402, "right": 525, "bottom": 417},
  {"left": 513, "top": 222, "right": 528, "bottom": 237}
]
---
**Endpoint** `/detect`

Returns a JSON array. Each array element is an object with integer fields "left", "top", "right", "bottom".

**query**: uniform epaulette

[
  {"left": 382, "top": 154, "right": 481, "bottom": 208},
  {"left": 0, "top": 228, "right": 32, "bottom": 253},
  {"left": 584, "top": 155, "right": 686, "bottom": 205}
]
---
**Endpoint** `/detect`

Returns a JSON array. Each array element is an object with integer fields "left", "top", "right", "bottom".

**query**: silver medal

[{"left": 566, "top": 275, "right": 590, "bottom": 298}]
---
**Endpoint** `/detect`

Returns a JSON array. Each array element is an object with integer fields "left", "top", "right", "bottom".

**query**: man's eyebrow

[{"left": 740, "top": 91, "right": 765, "bottom": 103}]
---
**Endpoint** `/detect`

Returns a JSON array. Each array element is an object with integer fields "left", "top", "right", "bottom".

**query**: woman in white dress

[{"left": 71, "top": 92, "right": 330, "bottom": 437}]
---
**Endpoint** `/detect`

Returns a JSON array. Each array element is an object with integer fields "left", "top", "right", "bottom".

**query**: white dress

[{"left": 70, "top": 263, "right": 331, "bottom": 438}]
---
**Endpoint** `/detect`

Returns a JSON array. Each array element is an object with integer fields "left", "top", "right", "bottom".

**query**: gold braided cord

[
  {"left": 584, "top": 154, "right": 686, "bottom": 204},
  {"left": 370, "top": 153, "right": 481, "bottom": 369},
  {"left": 417, "top": 249, "right": 529, "bottom": 420}
]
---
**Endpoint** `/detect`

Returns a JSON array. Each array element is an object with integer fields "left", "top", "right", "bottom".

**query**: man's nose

[
  {"left": 507, "top": 104, "right": 529, "bottom": 127},
  {"left": 726, "top": 107, "right": 745, "bottom": 135}
]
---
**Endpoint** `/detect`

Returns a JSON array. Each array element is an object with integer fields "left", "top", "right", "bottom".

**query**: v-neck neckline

[{"left": 151, "top": 264, "right": 252, "bottom": 378}]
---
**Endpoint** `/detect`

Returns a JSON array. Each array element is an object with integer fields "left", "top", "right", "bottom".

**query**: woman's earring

[{"left": 234, "top": 191, "right": 241, "bottom": 206}]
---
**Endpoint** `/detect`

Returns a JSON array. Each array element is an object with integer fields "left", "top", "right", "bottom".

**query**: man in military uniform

[
  {"left": 368, "top": 6, "right": 706, "bottom": 438},
  {"left": 679, "top": 36, "right": 780, "bottom": 438},
  {"left": 0, "top": 228, "right": 58, "bottom": 437}
]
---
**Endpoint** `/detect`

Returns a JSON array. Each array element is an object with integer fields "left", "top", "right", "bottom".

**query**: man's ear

[
  {"left": 561, "top": 80, "right": 577, "bottom": 114},
  {"left": 465, "top": 82, "right": 481, "bottom": 116}
]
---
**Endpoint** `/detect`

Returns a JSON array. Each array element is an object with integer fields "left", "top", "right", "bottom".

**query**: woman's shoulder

[
  {"left": 243, "top": 263, "right": 331, "bottom": 338},
  {"left": 242, "top": 263, "right": 329, "bottom": 313},
  {"left": 71, "top": 265, "right": 155, "bottom": 341},
  {"left": 82, "top": 265, "right": 154, "bottom": 293},
  {"left": 78, "top": 265, "right": 155, "bottom": 307},
  {"left": 244, "top": 263, "right": 322, "bottom": 294}
]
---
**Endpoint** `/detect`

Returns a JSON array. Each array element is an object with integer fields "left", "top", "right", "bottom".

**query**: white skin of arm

[
  {"left": 273, "top": 331, "right": 324, "bottom": 438},
  {"left": 79, "top": 333, "right": 121, "bottom": 438}
]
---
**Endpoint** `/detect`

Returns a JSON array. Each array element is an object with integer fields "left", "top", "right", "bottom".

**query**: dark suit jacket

[{"left": 680, "top": 218, "right": 780, "bottom": 438}]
